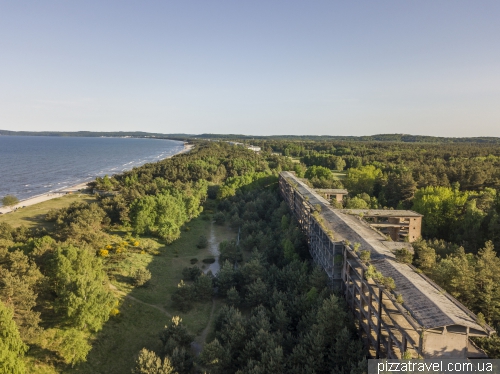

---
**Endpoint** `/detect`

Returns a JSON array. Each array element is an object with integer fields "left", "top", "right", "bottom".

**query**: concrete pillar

[{"left": 376, "top": 288, "right": 383, "bottom": 359}]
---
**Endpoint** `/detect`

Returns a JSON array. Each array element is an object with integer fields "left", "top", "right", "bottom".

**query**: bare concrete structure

[
  {"left": 315, "top": 188, "right": 348, "bottom": 203},
  {"left": 340, "top": 209, "right": 423, "bottom": 242},
  {"left": 279, "top": 171, "right": 494, "bottom": 359}
]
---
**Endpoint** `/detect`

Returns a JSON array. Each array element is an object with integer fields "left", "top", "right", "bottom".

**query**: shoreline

[{"left": 0, "top": 143, "right": 194, "bottom": 215}]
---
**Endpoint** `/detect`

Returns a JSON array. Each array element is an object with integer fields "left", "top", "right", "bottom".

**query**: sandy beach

[
  {"left": 0, "top": 142, "right": 194, "bottom": 215},
  {"left": 0, "top": 182, "right": 91, "bottom": 214}
]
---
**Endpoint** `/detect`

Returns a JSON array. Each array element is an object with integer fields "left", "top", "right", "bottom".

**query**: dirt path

[
  {"left": 109, "top": 283, "right": 173, "bottom": 317},
  {"left": 191, "top": 298, "right": 217, "bottom": 355},
  {"left": 110, "top": 282, "right": 217, "bottom": 356},
  {"left": 199, "top": 300, "right": 216, "bottom": 343}
]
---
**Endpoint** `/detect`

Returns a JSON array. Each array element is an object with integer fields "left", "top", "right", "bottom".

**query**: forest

[{"left": 3, "top": 137, "right": 500, "bottom": 373}]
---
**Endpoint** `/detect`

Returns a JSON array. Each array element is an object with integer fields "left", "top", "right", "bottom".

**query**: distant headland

[{"left": 2, "top": 129, "right": 500, "bottom": 143}]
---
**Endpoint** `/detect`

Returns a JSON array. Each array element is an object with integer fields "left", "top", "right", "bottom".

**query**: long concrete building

[{"left": 279, "top": 171, "right": 494, "bottom": 359}]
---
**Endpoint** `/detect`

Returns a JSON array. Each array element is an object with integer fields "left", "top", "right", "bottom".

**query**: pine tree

[
  {"left": 0, "top": 300, "right": 27, "bottom": 374},
  {"left": 132, "top": 348, "right": 177, "bottom": 374},
  {"left": 0, "top": 249, "right": 43, "bottom": 343},
  {"left": 51, "top": 245, "right": 114, "bottom": 331},
  {"left": 199, "top": 338, "right": 228, "bottom": 374},
  {"left": 246, "top": 278, "right": 268, "bottom": 307},
  {"left": 475, "top": 241, "right": 500, "bottom": 322}
]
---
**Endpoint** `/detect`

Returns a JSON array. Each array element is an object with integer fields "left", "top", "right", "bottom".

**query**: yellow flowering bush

[
  {"left": 98, "top": 249, "right": 109, "bottom": 257},
  {"left": 109, "top": 308, "right": 120, "bottom": 317}
]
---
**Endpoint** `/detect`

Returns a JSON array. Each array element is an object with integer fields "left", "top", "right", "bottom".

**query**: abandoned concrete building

[
  {"left": 279, "top": 171, "right": 495, "bottom": 359},
  {"left": 315, "top": 188, "right": 348, "bottom": 203}
]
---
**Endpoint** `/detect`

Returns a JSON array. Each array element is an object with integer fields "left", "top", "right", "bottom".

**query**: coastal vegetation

[
  {"left": 3, "top": 137, "right": 500, "bottom": 373},
  {"left": 0, "top": 194, "right": 96, "bottom": 229},
  {"left": 1, "top": 195, "right": 19, "bottom": 210},
  {"left": 2, "top": 141, "right": 345, "bottom": 373}
]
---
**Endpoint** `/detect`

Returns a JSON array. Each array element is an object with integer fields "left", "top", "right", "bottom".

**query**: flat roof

[
  {"left": 315, "top": 189, "right": 349, "bottom": 194},
  {"left": 281, "top": 171, "right": 490, "bottom": 333},
  {"left": 340, "top": 209, "right": 423, "bottom": 218}
]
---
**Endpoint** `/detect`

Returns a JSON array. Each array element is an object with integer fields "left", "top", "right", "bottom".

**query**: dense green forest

[
  {"left": 3, "top": 137, "right": 500, "bottom": 373},
  {"left": 0, "top": 142, "right": 365, "bottom": 373}
]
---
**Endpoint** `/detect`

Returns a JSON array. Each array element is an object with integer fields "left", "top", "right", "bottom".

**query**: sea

[{"left": 0, "top": 136, "right": 184, "bottom": 201}]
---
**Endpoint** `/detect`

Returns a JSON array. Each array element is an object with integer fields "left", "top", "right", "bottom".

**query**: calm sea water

[{"left": 0, "top": 136, "right": 184, "bottom": 201}]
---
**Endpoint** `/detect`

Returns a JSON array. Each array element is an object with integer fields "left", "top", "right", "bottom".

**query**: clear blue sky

[{"left": 1, "top": 1, "right": 499, "bottom": 136}]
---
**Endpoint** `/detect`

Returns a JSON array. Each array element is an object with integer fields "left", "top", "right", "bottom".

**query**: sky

[{"left": 0, "top": 1, "right": 499, "bottom": 137}]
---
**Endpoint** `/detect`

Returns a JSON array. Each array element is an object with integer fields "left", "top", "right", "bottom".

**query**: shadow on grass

[{"left": 113, "top": 274, "right": 134, "bottom": 286}]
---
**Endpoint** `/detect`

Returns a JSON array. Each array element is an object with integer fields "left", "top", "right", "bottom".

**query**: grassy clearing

[
  {"left": 73, "top": 213, "right": 235, "bottom": 374},
  {"left": 72, "top": 301, "right": 170, "bottom": 374},
  {"left": 332, "top": 171, "right": 347, "bottom": 180},
  {"left": 0, "top": 194, "right": 96, "bottom": 229}
]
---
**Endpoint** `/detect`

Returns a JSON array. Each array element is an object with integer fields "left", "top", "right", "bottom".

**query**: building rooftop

[
  {"left": 340, "top": 209, "right": 423, "bottom": 218},
  {"left": 315, "top": 188, "right": 349, "bottom": 194}
]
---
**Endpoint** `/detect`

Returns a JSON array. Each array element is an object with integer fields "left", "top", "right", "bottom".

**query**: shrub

[
  {"left": 110, "top": 308, "right": 120, "bottom": 317},
  {"left": 383, "top": 276, "right": 396, "bottom": 290},
  {"left": 190, "top": 258, "right": 198, "bottom": 265},
  {"left": 182, "top": 266, "right": 202, "bottom": 281},
  {"left": 219, "top": 240, "right": 242, "bottom": 264},
  {"left": 365, "top": 265, "right": 379, "bottom": 280},
  {"left": 202, "top": 257, "right": 216, "bottom": 264},
  {"left": 353, "top": 242, "right": 361, "bottom": 253},
  {"left": 194, "top": 274, "right": 213, "bottom": 300},
  {"left": 98, "top": 249, "right": 109, "bottom": 257},
  {"left": 365, "top": 265, "right": 385, "bottom": 282},
  {"left": 359, "top": 250, "right": 370, "bottom": 263},
  {"left": 395, "top": 248, "right": 413, "bottom": 264},
  {"left": 134, "top": 268, "right": 152, "bottom": 287},
  {"left": 214, "top": 212, "right": 225, "bottom": 225},
  {"left": 396, "top": 294, "right": 404, "bottom": 304},
  {"left": 141, "top": 238, "right": 158, "bottom": 252},
  {"left": 197, "top": 235, "right": 208, "bottom": 249},
  {"left": 331, "top": 199, "right": 343, "bottom": 209},
  {"left": 171, "top": 280, "right": 194, "bottom": 312}
]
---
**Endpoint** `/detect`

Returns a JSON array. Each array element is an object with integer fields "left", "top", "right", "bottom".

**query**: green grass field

[
  {"left": 331, "top": 171, "right": 347, "bottom": 180},
  {"left": 0, "top": 194, "right": 96, "bottom": 229},
  {"left": 72, "top": 215, "right": 235, "bottom": 374}
]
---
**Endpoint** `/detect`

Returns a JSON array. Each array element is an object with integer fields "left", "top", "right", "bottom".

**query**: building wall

[
  {"left": 423, "top": 330, "right": 467, "bottom": 358},
  {"left": 408, "top": 217, "right": 422, "bottom": 242}
]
